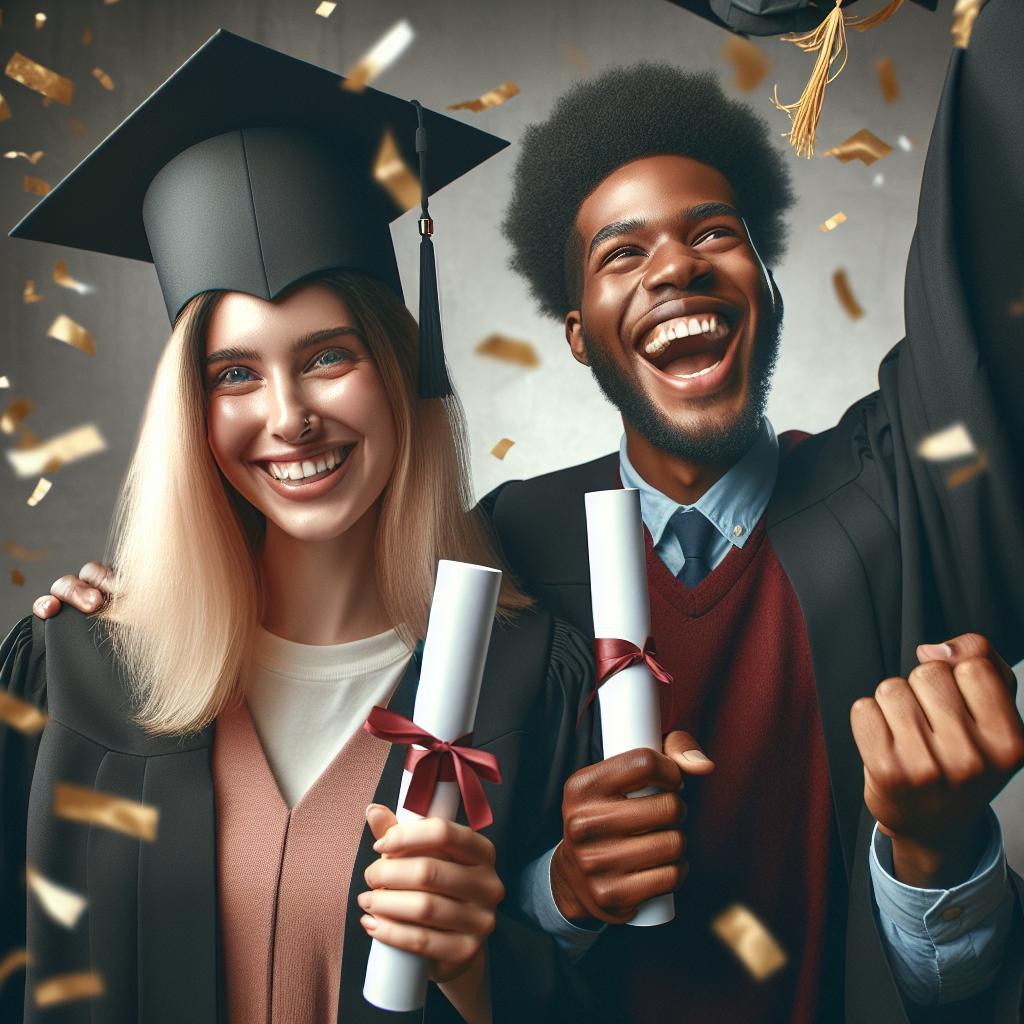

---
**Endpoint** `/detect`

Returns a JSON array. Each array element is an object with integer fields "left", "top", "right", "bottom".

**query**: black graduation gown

[
  {"left": 0, "top": 606, "right": 596, "bottom": 1024},
  {"left": 482, "top": 1, "right": 1024, "bottom": 1020}
]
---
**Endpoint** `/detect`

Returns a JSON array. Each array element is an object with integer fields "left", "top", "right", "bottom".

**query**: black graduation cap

[{"left": 9, "top": 29, "right": 509, "bottom": 398}]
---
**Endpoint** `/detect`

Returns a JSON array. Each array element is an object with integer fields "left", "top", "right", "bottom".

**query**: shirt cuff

[{"left": 517, "top": 844, "right": 606, "bottom": 963}]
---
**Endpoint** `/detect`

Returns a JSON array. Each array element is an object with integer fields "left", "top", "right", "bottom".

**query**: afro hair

[{"left": 502, "top": 63, "right": 795, "bottom": 320}]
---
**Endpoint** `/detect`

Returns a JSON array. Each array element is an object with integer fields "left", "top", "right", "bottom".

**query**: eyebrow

[
  {"left": 586, "top": 202, "right": 743, "bottom": 262},
  {"left": 205, "top": 325, "right": 364, "bottom": 367}
]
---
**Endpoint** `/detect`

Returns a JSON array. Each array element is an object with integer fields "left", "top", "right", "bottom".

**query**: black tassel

[{"left": 411, "top": 100, "right": 452, "bottom": 399}]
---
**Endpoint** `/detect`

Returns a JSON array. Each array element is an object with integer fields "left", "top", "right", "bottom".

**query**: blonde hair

[{"left": 100, "top": 271, "right": 529, "bottom": 736}]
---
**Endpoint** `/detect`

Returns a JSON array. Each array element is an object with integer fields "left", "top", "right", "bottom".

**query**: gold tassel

[{"left": 772, "top": 0, "right": 906, "bottom": 158}]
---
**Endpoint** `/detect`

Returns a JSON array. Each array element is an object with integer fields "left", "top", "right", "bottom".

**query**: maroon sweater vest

[{"left": 588, "top": 443, "right": 844, "bottom": 1022}]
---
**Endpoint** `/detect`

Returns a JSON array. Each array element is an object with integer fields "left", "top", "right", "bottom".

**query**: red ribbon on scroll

[
  {"left": 363, "top": 705, "right": 502, "bottom": 831},
  {"left": 577, "top": 637, "right": 674, "bottom": 725}
]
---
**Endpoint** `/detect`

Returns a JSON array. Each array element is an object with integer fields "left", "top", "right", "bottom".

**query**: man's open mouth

[{"left": 638, "top": 312, "right": 732, "bottom": 379}]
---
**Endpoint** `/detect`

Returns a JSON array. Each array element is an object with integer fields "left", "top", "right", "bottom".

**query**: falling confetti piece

[
  {"left": 1, "top": 397, "right": 32, "bottom": 434},
  {"left": 66, "top": 115, "right": 86, "bottom": 138},
  {"left": 81, "top": 26, "right": 93, "bottom": 45},
  {"left": 819, "top": 211, "right": 847, "bottom": 232},
  {"left": 712, "top": 904, "right": 787, "bottom": 981},
  {"left": 875, "top": 57, "right": 899, "bottom": 103},
  {"left": 0, "top": 95, "right": 10, "bottom": 122},
  {"left": 27, "top": 478, "right": 52, "bottom": 507},
  {"left": 561, "top": 44, "right": 591, "bottom": 74},
  {"left": 723, "top": 37, "right": 772, "bottom": 93},
  {"left": 315, "top": 1, "right": 337, "bottom": 15},
  {"left": 54, "top": 783, "right": 159, "bottom": 841},
  {"left": 91, "top": 67, "right": 114, "bottom": 91},
  {"left": 23, "top": 279, "right": 45, "bottom": 306},
  {"left": 945, "top": 451, "right": 988, "bottom": 489},
  {"left": 873, "top": 173, "right": 885, "bottom": 187},
  {"left": 4, "top": 540, "right": 48, "bottom": 560},
  {"left": 4, "top": 149, "right": 44, "bottom": 164},
  {"left": 6, "top": 423, "right": 107, "bottom": 478},
  {"left": 373, "top": 128, "right": 419, "bottom": 212},
  {"left": 10, "top": 569, "right": 25, "bottom": 587},
  {"left": 822, "top": 129, "right": 892, "bottom": 166},
  {"left": 104, "top": 0, "right": 120, "bottom": 4},
  {"left": 491, "top": 438, "right": 515, "bottom": 460},
  {"left": 0, "top": 376, "right": 9, "bottom": 387},
  {"left": 26, "top": 866, "right": 87, "bottom": 928},
  {"left": 34, "top": 12, "right": 46, "bottom": 29},
  {"left": 342, "top": 20, "right": 414, "bottom": 92},
  {"left": 52, "top": 260, "right": 93, "bottom": 295},
  {"left": 448, "top": 81, "right": 520, "bottom": 113},
  {"left": 0, "top": 949, "right": 30, "bottom": 989},
  {"left": 47, "top": 314, "right": 96, "bottom": 355},
  {"left": 16, "top": 429, "right": 40, "bottom": 451},
  {"left": 832, "top": 269, "right": 864, "bottom": 320},
  {"left": 0, "top": 690, "right": 47, "bottom": 732},
  {"left": 5, "top": 52, "right": 74, "bottom": 106},
  {"left": 474, "top": 334, "right": 541, "bottom": 368},
  {"left": 35, "top": 971, "right": 104, "bottom": 1008},
  {"left": 917, "top": 422, "right": 976, "bottom": 461},
  {"left": 897, "top": 134, "right": 912, "bottom": 152},
  {"left": 952, "top": 0, "right": 982, "bottom": 48},
  {"left": 24, "top": 175, "right": 51, "bottom": 196}
]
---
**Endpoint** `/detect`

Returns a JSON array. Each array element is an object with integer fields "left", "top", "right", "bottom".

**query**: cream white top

[{"left": 244, "top": 626, "right": 412, "bottom": 808}]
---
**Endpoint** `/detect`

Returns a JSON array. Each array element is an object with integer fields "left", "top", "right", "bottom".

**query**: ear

[{"left": 564, "top": 310, "right": 590, "bottom": 367}]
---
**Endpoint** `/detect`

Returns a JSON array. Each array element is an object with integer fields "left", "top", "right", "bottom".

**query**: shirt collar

[{"left": 618, "top": 418, "right": 779, "bottom": 549}]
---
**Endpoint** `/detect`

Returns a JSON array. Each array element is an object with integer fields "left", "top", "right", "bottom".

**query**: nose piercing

[{"left": 300, "top": 415, "right": 311, "bottom": 437}]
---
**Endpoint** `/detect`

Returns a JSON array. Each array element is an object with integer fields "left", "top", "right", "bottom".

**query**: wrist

[
  {"left": 888, "top": 817, "right": 989, "bottom": 888},
  {"left": 550, "top": 842, "right": 593, "bottom": 923}
]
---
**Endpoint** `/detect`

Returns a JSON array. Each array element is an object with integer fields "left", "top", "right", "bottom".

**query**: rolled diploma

[
  {"left": 585, "top": 488, "right": 674, "bottom": 927},
  {"left": 363, "top": 559, "right": 503, "bottom": 1012}
]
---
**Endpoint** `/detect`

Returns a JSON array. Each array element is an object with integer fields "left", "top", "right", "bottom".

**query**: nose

[
  {"left": 267, "top": 373, "right": 314, "bottom": 444},
  {"left": 642, "top": 241, "right": 713, "bottom": 295}
]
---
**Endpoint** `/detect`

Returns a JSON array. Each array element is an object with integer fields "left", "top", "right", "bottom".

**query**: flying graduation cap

[{"left": 9, "top": 30, "right": 509, "bottom": 397}]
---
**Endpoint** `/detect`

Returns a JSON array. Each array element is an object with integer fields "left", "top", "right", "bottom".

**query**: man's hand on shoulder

[
  {"left": 32, "top": 561, "right": 115, "bottom": 620},
  {"left": 851, "top": 632, "right": 1024, "bottom": 888},
  {"left": 551, "top": 732, "right": 714, "bottom": 924}
]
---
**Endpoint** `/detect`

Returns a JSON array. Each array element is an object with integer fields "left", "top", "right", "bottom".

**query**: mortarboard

[{"left": 9, "top": 29, "right": 509, "bottom": 397}]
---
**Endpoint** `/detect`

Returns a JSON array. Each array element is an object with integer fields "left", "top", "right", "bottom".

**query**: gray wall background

[{"left": 1, "top": 0, "right": 1020, "bottom": 866}]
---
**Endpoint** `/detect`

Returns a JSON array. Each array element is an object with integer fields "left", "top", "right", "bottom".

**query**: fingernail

[
  {"left": 361, "top": 915, "right": 376, "bottom": 933},
  {"left": 83, "top": 593, "right": 98, "bottom": 609},
  {"left": 681, "top": 750, "right": 711, "bottom": 764},
  {"left": 919, "top": 642, "right": 953, "bottom": 660},
  {"left": 357, "top": 892, "right": 371, "bottom": 910},
  {"left": 372, "top": 838, "right": 385, "bottom": 852}
]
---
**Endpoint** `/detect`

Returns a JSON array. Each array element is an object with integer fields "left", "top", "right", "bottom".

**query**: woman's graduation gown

[{"left": 0, "top": 605, "right": 596, "bottom": 1023}]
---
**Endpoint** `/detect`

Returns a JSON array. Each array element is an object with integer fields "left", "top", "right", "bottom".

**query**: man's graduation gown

[
  {"left": 0, "top": 606, "right": 595, "bottom": 1023},
  {"left": 484, "top": 1, "right": 1024, "bottom": 1020}
]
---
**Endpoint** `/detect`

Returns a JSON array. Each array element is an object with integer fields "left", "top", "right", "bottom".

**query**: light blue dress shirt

[{"left": 518, "top": 417, "right": 1014, "bottom": 1003}]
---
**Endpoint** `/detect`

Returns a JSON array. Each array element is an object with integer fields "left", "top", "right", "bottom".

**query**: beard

[{"left": 581, "top": 300, "right": 783, "bottom": 465}]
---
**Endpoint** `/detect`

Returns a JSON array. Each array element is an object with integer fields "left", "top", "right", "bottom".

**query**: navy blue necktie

[{"left": 673, "top": 509, "right": 717, "bottom": 588}]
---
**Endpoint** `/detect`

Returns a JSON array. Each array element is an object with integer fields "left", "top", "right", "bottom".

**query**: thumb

[
  {"left": 365, "top": 803, "right": 398, "bottom": 842},
  {"left": 663, "top": 730, "right": 715, "bottom": 775}
]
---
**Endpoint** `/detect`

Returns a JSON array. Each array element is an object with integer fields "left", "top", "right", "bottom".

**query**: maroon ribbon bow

[
  {"left": 363, "top": 705, "right": 502, "bottom": 831},
  {"left": 578, "top": 637, "right": 674, "bottom": 725}
]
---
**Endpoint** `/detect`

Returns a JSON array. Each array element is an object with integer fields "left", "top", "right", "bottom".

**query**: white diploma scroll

[
  {"left": 363, "top": 559, "right": 502, "bottom": 1012},
  {"left": 585, "top": 488, "right": 674, "bottom": 927}
]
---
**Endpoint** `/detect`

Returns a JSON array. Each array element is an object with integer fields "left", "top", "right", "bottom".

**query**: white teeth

[
  {"left": 674, "top": 358, "right": 722, "bottom": 380},
  {"left": 644, "top": 334, "right": 671, "bottom": 357},
  {"left": 326, "top": 450, "right": 336, "bottom": 470},
  {"left": 264, "top": 445, "right": 350, "bottom": 482},
  {"left": 676, "top": 320, "right": 690, "bottom": 338},
  {"left": 665, "top": 325, "right": 677, "bottom": 341},
  {"left": 708, "top": 314, "right": 718, "bottom": 333},
  {"left": 687, "top": 317, "right": 703, "bottom": 335},
  {"left": 315, "top": 458, "right": 327, "bottom": 473},
  {"left": 301, "top": 460, "right": 316, "bottom": 477}
]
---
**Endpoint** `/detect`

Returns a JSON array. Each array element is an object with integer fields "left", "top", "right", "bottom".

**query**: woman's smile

[{"left": 255, "top": 441, "right": 358, "bottom": 501}]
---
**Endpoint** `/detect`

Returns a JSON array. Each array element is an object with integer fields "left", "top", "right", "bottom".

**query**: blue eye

[
  {"left": 312, "top": 348, "right": 353, "bottom": 369},
  {"left": 215, "top": 366, "right": 255, "bottom": 386}
]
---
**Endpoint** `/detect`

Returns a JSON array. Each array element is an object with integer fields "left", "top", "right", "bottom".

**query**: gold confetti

[
  {"left": 946, "top": 451, "right": 988, "bottom": 489},
  {"left": 91, "top": 67, "right": 114, "bottom": 91},
  {"left": 952, "top": 0, "right": 982, "bottom": 48},
  {"left": 54, "top": 783, "right": 159, "bottom": 841},
  {"left": 66, "top": 115, "right": 86, "bottom": 138},
  {"left": 5, "top": 52, "right": 74, "bottom": 106},
  {"left": 16, "top": 429, "right": 40, "bottom": 451},
  {"left": 52, "top": 259, "right": 93, "bottom": 295},
  {"left": 47, "top": 314, "right": 96, "bottom": 355},
  {"left": 104, "top": 0, "right": 120, "bottom": 4},
  {"left": 81, "top": 26, "right": 93, "bottom": 46},
  {"left": 723, "top": 37, "right": 772, "bottom": 93},
  {"left": 26, "top": 866, "right": 87, "bottom": 928},
  {"left": 0, "top": 95, "right": 10, "bottom": 122},
  {"left": 491, "top": 438, "right": 515, "bottom": 460},
  {"left": 23, "top": 279, "right": 44, "bottom": 303},
  {"left": 34, "top": 12, "right": 46, "bottom": 29},
  {"left": 1, "top": 397, "right": 32, "bottom": 433},
  {"left": 712, "top": 904, "right": 787, "bottom": 981},
  {"left": 0, "top": 376, "right": 9, "bottom": 387},
  {"left": 917, "top": 422, "right": 976, "bottom": 461},
  {"left": 24, "top": 175, "right": 51, "bottom": 196},
  {"left": 27, "top": 477, "right": 52, "bottom": 507},
  {"left": 6, "top": 423, "right": 107, "bottom": 478},
  {"left": 561, "top": 44, "right": 591, "bottom": 74},
  {"left": 373, "top": 128, "right": 419, "bottom": 212},
  {"left": 0, "top": 949, "right": 30, "bottom": 989},
  {"left": 4, "top": 149, "right": 44, "bottom": 164},
  {"left": 4, "top": 540, "right": 49, "bottom": 560},
  {"left": 832, "top": 269, "right": 864, "bottom": 320},
  {"left": 448, "top": 81, "right": 520, "bottom": 114},
  {"left": 11, "top": 569, "right": 25, "bottom": 587},
  {"left": 822, "top": 128, "right": 892, "bottom": 165},
  {"left": 342, "top": 19, "right": 415, "bottom": 92},
  {"left": 875, "top": 57, "right": 899, "bottom": 103},
  {"left": 819, "top": 211, "right": 847, "bottom": 232},
  {"left": 35, "top": 971, "right": 104, "bottom": 1008},
  {"left": 315, "top": 1, "right": 337, "bottom": 15},
  {"left": 474, "top": 334, "right": 541, "bottom": 368}
]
